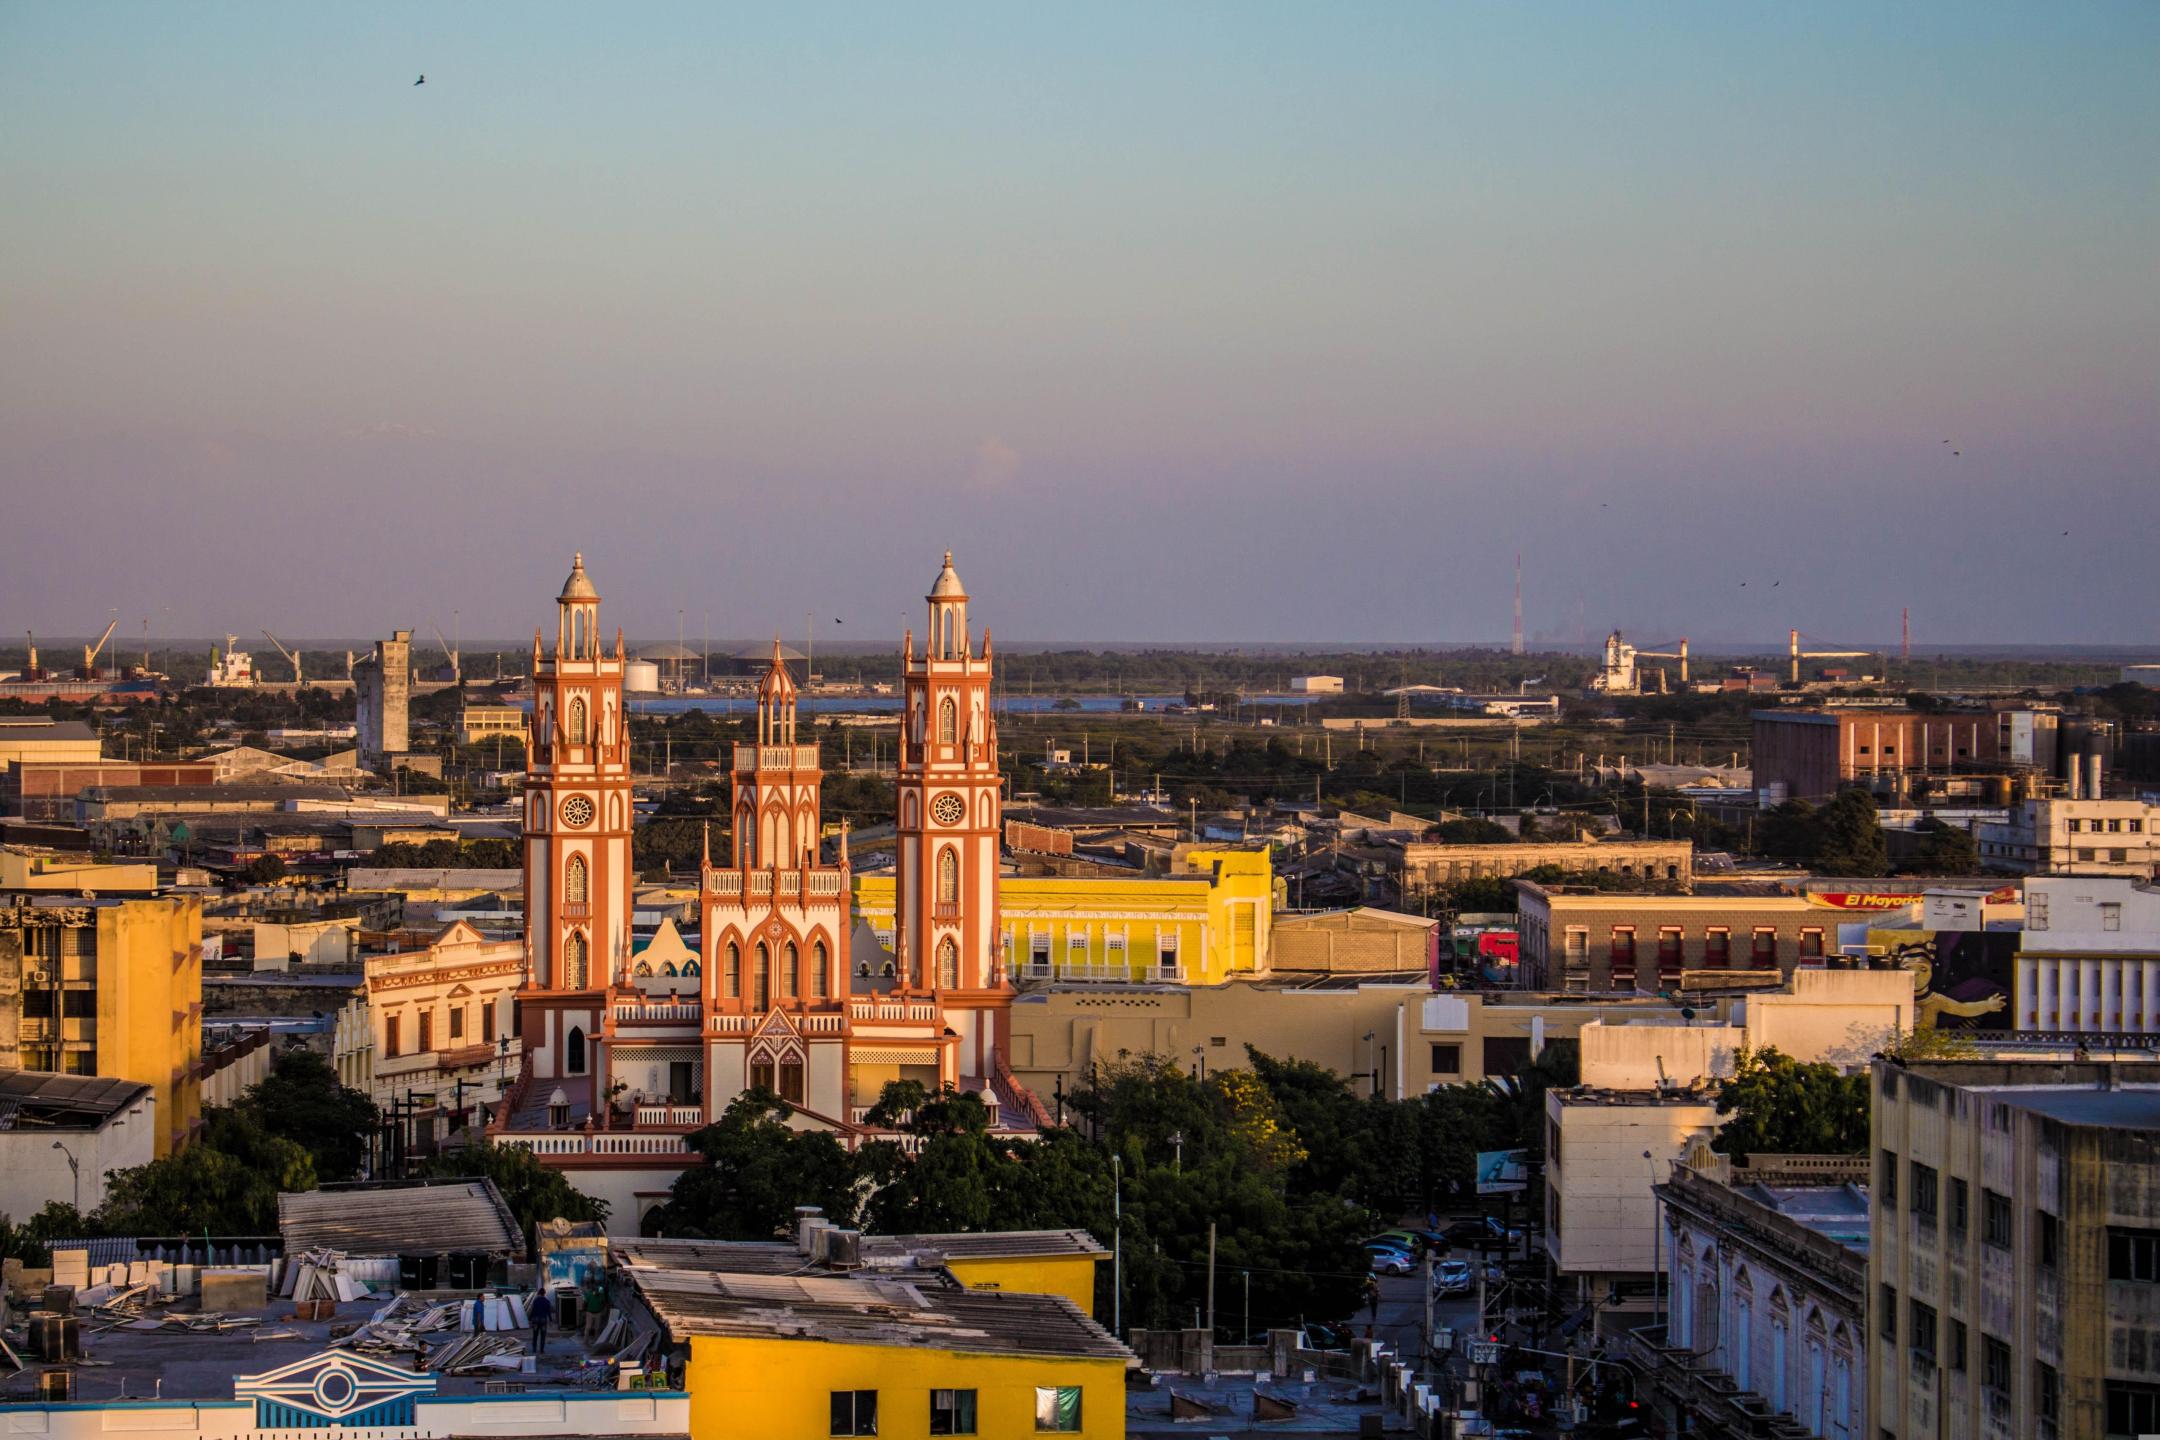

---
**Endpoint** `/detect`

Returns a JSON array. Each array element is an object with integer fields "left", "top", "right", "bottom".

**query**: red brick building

[{"left": 1751, "top": 709, "right": 2000, "bottom": 804}]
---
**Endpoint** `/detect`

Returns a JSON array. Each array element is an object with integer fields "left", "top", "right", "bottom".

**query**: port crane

[
  {"left": 260, "top": 630, "right": 304, "bottom": 685},
  {"left": 1633, "top": 637, "right": 1689, "bottom": 691},
  {"left": 78, "top": 619, "right": 120, "bottom": 680},
  {"left": 431, "top": 623, "right": 461, "bottom": 684},
  {"left": 1789, "top": 629, "right": 1875, "bottom": 684}
]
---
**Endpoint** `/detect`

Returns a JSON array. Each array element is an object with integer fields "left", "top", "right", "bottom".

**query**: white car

[{"left": 1433, "top": 1259, "right": 1473, "bottom": 1294}]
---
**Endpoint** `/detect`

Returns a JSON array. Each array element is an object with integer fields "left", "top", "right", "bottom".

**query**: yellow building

[
  {"left": 459, "top": 702, "right": 531, "bottom": 745},
  {"left": 854, "top": 849, "right": 1276, "bottom": 987},
  {"left": 0, "top": 847, "right": 160, "bottom": 895},
  {"left": 619, "top": 1231, "right": 1132, "bottom": 1440},
  {"left": 0, "top": 895, "right": 203, "bottom": 1154}
]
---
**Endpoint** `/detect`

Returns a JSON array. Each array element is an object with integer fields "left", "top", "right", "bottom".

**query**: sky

[{"left": 2, "top": 3, "right": 2156, "bottom": 648}]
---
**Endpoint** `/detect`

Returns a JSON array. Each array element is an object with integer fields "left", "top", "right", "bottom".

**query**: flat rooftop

[
  {"left": 1740, "top": 1182, "right": 1872, "bottom": 1254},
  {"left": 1984, "top": 1085, "right": 2160, "bottom": 1128}
]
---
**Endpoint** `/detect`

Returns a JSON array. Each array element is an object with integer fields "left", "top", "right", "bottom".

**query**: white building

[
  {"left": 2014, "top": 876, "right": 2160, "bottom": 1033},
  {"left": 1289, "top": 675, "right": 1344, "bottom": 694},
  {"left": 1977, "top": 791, "right": 2160, "bottom": 879},
  {"left": 0, "top": 1072, "right": 154, "bottom": 1216}
]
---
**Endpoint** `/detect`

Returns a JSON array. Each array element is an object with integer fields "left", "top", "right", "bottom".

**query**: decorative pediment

[{"left": 237, "top": 1349, "right": 435, "bottom": 1427}]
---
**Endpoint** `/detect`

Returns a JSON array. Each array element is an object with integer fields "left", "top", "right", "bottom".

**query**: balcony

[
  {"left": 733, "top": 744, "right": 820, "bottom": 771},
  {"left": 849, "top": 1001, "right": 937, "bottom": 1022},
  {"left": 498, "top": 1131, "right": 692, "bottom": 1158},
  {"left": 705, "top": 871, "right": 742, "bottom": 896},
  {"left": 634, "top": 1104, "right": 703, "bottom": 1127},
  {"left": 614, "top": 1001, "right": 701, "bottom": 1024}
]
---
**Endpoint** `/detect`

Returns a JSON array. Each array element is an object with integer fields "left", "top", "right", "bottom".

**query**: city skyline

[{"left": 3, "top": 3, "right": 2155, "bottom": 643}]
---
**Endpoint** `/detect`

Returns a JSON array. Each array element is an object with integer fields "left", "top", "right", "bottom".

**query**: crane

[
  {"left": 23, "top": 631, "right": 40, "bottom": 681},
  {"left": 260, "top": 629, "right": 303, "bottom": 685},
  {"left": 1634, "top": 637, "right": 1690, "bottom": 691},
  {"left": 431, "top": 623, "right": 460, "bottom": 684},
  {"left": 78, "top": 619, "right": 119, "bottom": 680},
  {"left": 1790, "top": 628, "right": 1875, "bottom": 685}
]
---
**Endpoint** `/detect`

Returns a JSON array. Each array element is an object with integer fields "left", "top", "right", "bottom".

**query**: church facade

[{"left": 492, "top": 553, "right": 1039, "bottom": 1231}]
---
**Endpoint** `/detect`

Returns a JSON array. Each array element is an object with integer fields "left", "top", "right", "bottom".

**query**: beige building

[
  {"left": 1870, "top": 1058, "right": 2160, "bottom": 1440},
  {"left": 1517, "top": 882, "right": 1839, "bottom": 991},
  {"left": 0, "top": 848, "right": 159, "bottom": 895},
  {"left": 1978, "top": 795, "right": 2160, "bottom": 879},
  {"left": 1544, "top": 969, "right": 1910, "bottom": 1306},
  {"left": 333, "top": 920, "right": 525, "bottom": 1119},
  {"left": 460, "top": 703, "right": 531, "bottom": 745},
  {"left": 0, "top": 718, "right": 101, "bottom": 773},
  {"left": 251, "top": 912, "right": 361, "bottom": 970},
  {"left": 1395, "top": 838, "right": 1694, "bottom": 905},
  {"left": 1270, "top": 906, "right": 1437, "bottom": 974}
]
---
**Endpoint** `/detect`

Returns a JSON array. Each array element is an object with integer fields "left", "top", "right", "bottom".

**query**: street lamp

[
  {"left": 1644, "top": 1150, "right": 1664, "bottom": 1332},
  {"left": 51, "top": 1141, "right": 79, "bottom": 1211}
]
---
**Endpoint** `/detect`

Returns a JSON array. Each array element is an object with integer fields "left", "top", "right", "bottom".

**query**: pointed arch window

[
  {"left": 563, "top": 930, "right": 588, "bottom": 989},
  {"left": 937, "top": 847, "right": 959, "bottom": 904},
  {"left": 811, "top": 940, "right": 829, "bottom": 998},
  {"left": 938, "top": 696, "right": 957, "bottom": 745},
  {"left": 724, "top": 941, "right": 740, "bottom": 999},
  {"left": 564, "top": 853, "right": 588, "bottom": 904},
  {"left": 566, "top": 1025, "right": 587, "bottom": 1074},
  {"left": 683, "top": 957, "right": 701, "bottom": 977},
  {"left": 936, "top": 936, "right": 960, "bottom": 989},
  {"left": 782, "top": 941, "right": 799, "bottom": 1000},
  {"left": 753, "top": 942, "right": 771, "bottom": 1010},
  {"left": 568, "top": 696, "right": 588, "bottom": 744}
]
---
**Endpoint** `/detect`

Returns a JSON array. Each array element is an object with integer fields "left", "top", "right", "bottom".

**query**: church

[{"left": 493, "top": 552, "right": 1041, "bottom": 1229}]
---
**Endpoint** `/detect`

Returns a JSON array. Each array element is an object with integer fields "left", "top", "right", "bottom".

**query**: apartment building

[
  {"left": 1978, "top": 796, "right": 2160, "bottom": 879},
  {"left": 1870, "top": 1058, "right": 2160, "bottom": 1440},
  {"left": 1393, "top": 838, "right": 1693, "bottom": 905},
  {"left": 333, "top": 921, "right": 526, "bottom": 1120},
  {"left": 1516, "top": 882, "right": 1837, "bottom": 991},
  {"left": 2014, "top": 876, "right": 2160, "bottom": 1033},
  {"left": 0, "top": 894, "right": 203, "bottom": 1153}
]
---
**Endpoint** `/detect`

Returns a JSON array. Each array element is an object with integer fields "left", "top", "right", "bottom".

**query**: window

[
  {"left": 419, "top": 1009, "right": 435, "bottom": 1053},
  {"left": 1800, "top": 927, "right": 1825, "bottom": 959},
  {"left": 2110, "top": 1227, "right": 2160, "bottom": 1281},
  {"left": 568, "top": 696, "right": 587, "bottom": 744},
  {"left": 1431, "top": 1044, "right": 1462, "bottom": 1077},
  {"left": 1982, "top": 1335, "right": 2011, "bottom": 1393},
  {"left": 562, "top": 930, "right": 588, "bottom": 989},
  {"left": 1911, "top": 1162, "right": 1937, "bottom": 1222},
  {"left": 1880, "top": 1284, "right": 1897, "bottom": 1342},
  {"left": 936, "top": 937, "right": 959, "bottom": 989},
  {"left": 1910, "top": 1299, "right": 1936, "bottom": 1361},
  {"left": 1949, "top": 1319, "right": 1966, "bottom": 1372},
  {"left": 2066, "top": 818, "right": 2081, "bottom": 834},
  {"left": 938, "top": 697, "right": 957, "bottom": 745},
  {"left": 1984, "top": 1189, "right": 2013, "bottom": 1248},
  {"left": 779, "top": 1059, "right": 804, "bottom": 1106},
  {"left": 2109, "top": 818, "right": 2124, "bottom": 834},
  {"left": 2108, "top": 1381, "right": 2160, "bottom": 1437},
  {"left": 937, "top": 847, "right": 960, "bottom": 904},
  {"left": 1950, "top": 1178, "right": 1969, "bottom": 1237},
  {"left": 449, "top": 1005, "right": 465, "bottom": 1041},
  {"left": 1610, "top": 928, "right": 1636, "bottom": 970},
  {"left": 2039, "top": 1210, "right": 2062, "bottom": 1269},
  {"left": 2029, "top": 891, "right": 2049, "bottom": 929},
  {"left": 1563, "top": 926, "right": 1588, "bottom": 960},
  {"left": 385, "top": 1014, "right": 400, "bottom": 1059},
  {"left": 482, "top": 1003, "right": 495, "bottom": 1045},
  {"left": 61, "top": 989, "right": 93, "bottom": 1018},
  {"left": 1704, "top": 928, "right": 1730, "bottom": 964},
  {"left": 566, "top": 1025, "right": 586, "bottom": 1074},
  {"left": 2078, "top": 847, "right": 2096, "bottom": 862},
  {"left": 753, "top": 943, "right": 770, "bottom": 1010},
  {"left": 1657, "top": 927, "right": 1683, "bottom": 964},
  {"left": 2132, "top": 819, "right": 2145, "bottom": 834},
  {"left": 2038, "top": 1361, "right": 2060, "bottom": 1436},
  {"left": 1881, "top": 1150, "right": 1898, "bottom": 1205},
  {"left": 831, "top": 1389, "right": 878, "bottom": 1436},
  {"left": 1034, "top": 1386, "right": 1082, "bottom": 1432},
  {"left": 782, "top": 941, "right": 799, "bottom": 1000},
  {"left": 1752, "top": 927, "right": 1777, "bottom": 965},
  {"left": 812, "top": 941, "right": 829, "bottom": 999},
  {"left": 564, "top": 853, "right": 588, "bottom": 904},
  {"left": 929, "top": 1389, "right": 977, "bottom": 1436},
  {"left": 1549, "top": 1117, "right": 1563, "bottom": 1166},
  {"left": 2103, "top": 903, "right": 2123, "bottom": 932}
]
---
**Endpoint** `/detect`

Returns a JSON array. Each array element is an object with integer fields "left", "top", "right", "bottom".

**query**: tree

[
  {"left": 100, "top": 1118, "right": 316, "bottom": 1234},
  {"left": 232, "top": 1050, "right": 378, "bottom": 1182},
  {"left": 1886, "top": 1026, "right": 1979, "bottom": 1061},
  {"left": 1429, "top": 818, "right": 1513, "bottom": 845},
  {"left": 1902, "top": 819, "right": 1979, "bottom": 876},
  {"left": 417, "top": 1140, "right": 609, "bottom": 1245},
  {"left": 1712, "top": 1047, "right": 1869, "bottom": 1161},
  {"left": 647, "top": 1091, "right": 856, "bottom": 1239},
  {"left": 244, "top": 853, "right": 287, "bottom": 885},
  {"left": 1812, "top": 790, "right": 1889, "bottom": 876}
]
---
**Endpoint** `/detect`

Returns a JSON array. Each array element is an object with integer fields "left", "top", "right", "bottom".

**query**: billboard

[
  {"left": 1809, "top": 886, "right": 2017, "bottom": 911},
  {"left": 1476, "top": 1148, "right": 1531, "bottom": 1195}
]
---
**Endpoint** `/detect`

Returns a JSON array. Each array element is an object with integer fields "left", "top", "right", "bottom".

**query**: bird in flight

[{"left": 414, "top": 74, "right": 425, "bottom": 86}]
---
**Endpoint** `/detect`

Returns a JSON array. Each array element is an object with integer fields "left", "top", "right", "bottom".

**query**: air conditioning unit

[{"left": 26, "top": 969, "right": 50, "bottom": 985}]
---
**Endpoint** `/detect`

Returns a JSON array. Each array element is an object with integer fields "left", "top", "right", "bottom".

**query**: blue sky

[{"left": 2, "top": 3, "right": 2154, "bottom": 645}]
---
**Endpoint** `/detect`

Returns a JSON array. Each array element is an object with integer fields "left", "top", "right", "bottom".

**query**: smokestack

[
  {"left": 1512, "top": 553, "right": 1524, "bottom": 656},
  {"left": 2090, "top": 751, "right": 2104, "bottom": 799},
  {"left": 2069, "top": 753, "right": 2083, "bottom": 800}
]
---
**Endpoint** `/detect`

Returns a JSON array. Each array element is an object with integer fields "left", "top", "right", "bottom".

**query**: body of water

[{"left": 614, "top": 692, "right": 1320, "bottom": 717}]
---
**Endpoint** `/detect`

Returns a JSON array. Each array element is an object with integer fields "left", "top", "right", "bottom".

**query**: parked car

[
  {"left": 1365, "top": 1244, "right": 1416, "bottom": 1276},
  {"left": 1433, "top": 1259, "right": 1473, "bottom": 1294},
  {"left": 1365, "top": 1228, "right": 1430, "bottom": 1255},
  {"left": 1437, "top": 1216, "right": 1523, "bottom": 1251}
]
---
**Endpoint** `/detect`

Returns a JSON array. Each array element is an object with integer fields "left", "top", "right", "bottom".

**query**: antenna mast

[{"left": 1511, "top": 553, "right": 1524, "bottom": 656}]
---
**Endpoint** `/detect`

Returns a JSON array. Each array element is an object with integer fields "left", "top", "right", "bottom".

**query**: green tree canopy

[
  {"left": 231, "top": 1050, "right": 378, "bottom": 1182},
  {"left": 1712, "top": 1047, "right": 1869, "bottom": 1161}
]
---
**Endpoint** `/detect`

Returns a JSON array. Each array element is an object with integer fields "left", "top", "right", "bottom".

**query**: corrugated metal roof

[{"left": 277, "top": 1179, "right": 522, "bottom": 1257}]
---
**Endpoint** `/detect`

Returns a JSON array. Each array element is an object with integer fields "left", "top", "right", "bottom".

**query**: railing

[
  {"left": 500, "top": 1131, "right": 691, "bottom": 1157},
  {"left": 634, "top": 1105, "right": 703, "bottom": 1127},
  {"left": 734, "top": 744, "right": 820, "bottom": 770},
  {"left": 709, "top": 1014, "right": 752, "bottom": 1034},
  {"left": 802, "top": 1013, "right": 845, "bottom": 1034},
  {"left": 1149, "top": 965, "right": 1182, "bottom": 984},
  {"left": 706, "top": 872, "right": 742, "bottom": 896},
  {"left": 848, "top": 1001, "right": 937, "bottom": 1022},
  {"left": 807, "top": 873, "right": 844, "bottom": 896},
  {"left": 750, "top": 872, "right": 773, "bottom": 895},
  {"left": 932, "top": 901, "right": 962, "bottom": 921},
  {"left": 614, "top": 1002, "right": 701, "bottom": 1023},
  {"left": 1021, "top": 961, "right": 1054, "bottom": 981}
]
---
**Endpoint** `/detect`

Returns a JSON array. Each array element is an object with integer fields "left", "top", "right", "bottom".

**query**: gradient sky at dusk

[{"left": 3, "top": 3, "right": 2155, "bottom": 647}]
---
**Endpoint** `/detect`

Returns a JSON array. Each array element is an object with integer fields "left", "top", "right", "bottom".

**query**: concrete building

[
  {"left": 460, "top": 702, "right": 530, "bottom": 744},
  {"left": 0, "top": 894, "right": 203, "bottom": 1154},
  {"left": 0, "top": 718, "right": 101, "bottom": 773},
  {"left": 855, "top": 848, "right": 1276, "bottom": 988},
  {"left": 2, "top": 759, "right": 218, "bottom": 821},
  {"left": 1751, "top": 709, "right": 2003, "bottom": 805},
  {"left": 0, "top": 1071, "right": 155, "bottom": 1216},
  {"left": 1270, "top": 906, "right": 1437, "bottom": 975},
  {"left": 0, "top": 847, "right": 159, "bottom": 894},
  {"left": 2013, "top": 876, "right": 2160, "bottom": 1033},
  {"left": 1289, "top": 675, "right": 1344, "bottom": 694},
  {"left": 1977, "top": 794, "right": 2160, "bottom": 878},
  {"left": 1634, "top": 1152, "right": 1871, "bottom": 1440},
  {"left": 333, "top": 920, "right": 525, "bottom": 1123},
  {"left": 1393, "top": 838, "right": 1694, "bottom": 906},
  {"left": 1544, "top": 969, "right": 1910, "bottom": 1308},
  {"left": 1516, "top": 882, "right": 1839, "bottom": 991},
  {"left": 1869, "top": 1058, "right": 2160, "bottom": 1440},
  {"left": 250, "top": 912, "right": 361, "bottom": 971},
  {"left": 354, "top": 629, "right": 412, "bottom": 768}
]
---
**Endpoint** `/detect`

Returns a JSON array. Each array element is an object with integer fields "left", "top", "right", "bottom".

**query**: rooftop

[
  {"left": 1986, "top": 1086, "right": 2160, "bottom": 1128},
  {"left": 278, "top": 1179, "right": 523, "bottom": 1257},
  {"left": 0, "top": 1071, "right": 152, "bottom": 1131},
  {"left": 613, "top": 1228, "right": 1105, "bottom": 1278},
  {"left": 623, "top": 1266, "right": 1130, "bottom": 1364}
]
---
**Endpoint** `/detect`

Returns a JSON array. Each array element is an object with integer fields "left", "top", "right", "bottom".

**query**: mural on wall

[
  {"left": 236, "top": 1351, "right": 437, "bottom": 1428},
  {"left": 1877, "top": 930, "right": 2018, "bottom": 1029}
]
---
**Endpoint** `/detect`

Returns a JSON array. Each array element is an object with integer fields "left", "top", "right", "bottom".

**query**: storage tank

[{"left": 623, "top": 660, "right": 662, "bottom": 694}]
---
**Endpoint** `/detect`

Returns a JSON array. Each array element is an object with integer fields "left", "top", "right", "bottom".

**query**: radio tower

[
  {"left": 1511, "top": 553, "right": 1524, "bottom": 656},
  {"left": 1901, "top": 607, "right": 1910, "bottom": 662}
]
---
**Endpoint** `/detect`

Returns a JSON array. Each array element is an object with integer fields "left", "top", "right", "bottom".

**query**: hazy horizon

[{"left": 4, "top": 4, "right": 2155, "bottom": 645}]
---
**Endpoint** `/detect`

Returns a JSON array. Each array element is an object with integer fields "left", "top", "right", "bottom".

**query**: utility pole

[
  {"left": 1112, "top": 1154, "right": 1123, "bottom": 1337},
  {"left": 1206, "top": 1222, "right": 1217, "bottom": 1343},
  {"left": 1422, "top": 1248, "right": 1435, "bottom": 1385}
]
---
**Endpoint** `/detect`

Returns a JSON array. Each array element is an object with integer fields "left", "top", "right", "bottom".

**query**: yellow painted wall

[
  {"left": 944, "top": 1254, "right": 1100, "bottom": 1315},
  {"left": 94, "top": 897, "right": 203, "bottom": 1155},
  {"left": 685, "top": 1333, "right": 1125, "bottom": 1440},
  {"left": 854, "top": 849, "right": 1274, "bottom": 986}
]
